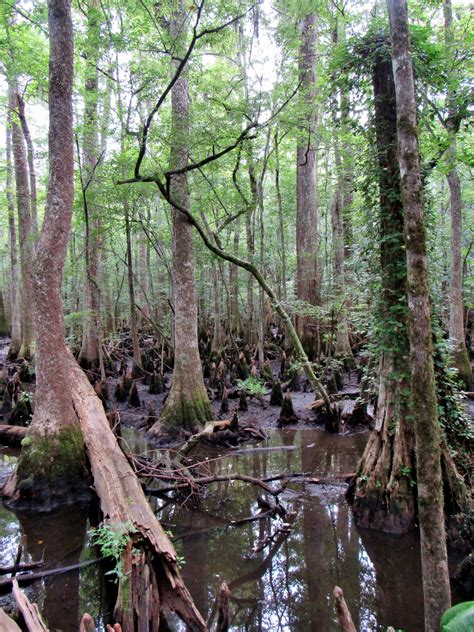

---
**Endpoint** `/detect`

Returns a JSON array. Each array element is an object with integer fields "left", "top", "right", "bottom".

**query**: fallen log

[
  {"left": 177, "top": 419, "right": 233, "bottom": 457},
  {"left": 0, "top": 424, "right": 27, "bottom": 446},
  {"left": 0, "top": 609, "right": 22, "bottom": 632},
  {"left": 67, "top": 353, "right": 206, "bottom": 632},
  {"left": 12, "top": 578, "right": 48, "bottom": 632}
]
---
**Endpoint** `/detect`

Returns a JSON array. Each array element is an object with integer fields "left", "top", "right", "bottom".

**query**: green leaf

[{"left": 441, "top": 602, "right": 474, "bottom": 632}]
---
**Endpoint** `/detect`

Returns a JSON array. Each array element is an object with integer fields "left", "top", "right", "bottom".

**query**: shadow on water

[{"left": 1, "top": 428, "right": 425, "bottom": 631}]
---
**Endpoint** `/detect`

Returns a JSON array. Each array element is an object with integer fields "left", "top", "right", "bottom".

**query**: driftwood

[
  {"left": 0, "top": 609, "right": 22, "bottom": 632},
  {"left": 0, "top": 424, "right": 27, "bottom": 445},
  {"left": 67, "top": 353, "right": 206, "bottom": 632},
  {"left": 12, "top": 578, "right": 48, "bottom": 631},
  {"left": 333, "top": 586, "right": 356, "bottom": 632},
  {"left": 178, "top": 419, "right": 233, "bottom": 457}
]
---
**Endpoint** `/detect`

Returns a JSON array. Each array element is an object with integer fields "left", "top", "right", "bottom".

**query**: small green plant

[
  {"left": 236, "top": 376, "right": 266, "bottom": 398},
  {"left": 440, "top": 601, "right": 474, "bottom": 632},
  {"left": 92, "top": 520, "right": 138, "bottom": 582},
  {"left": 400, "top": 465, "right": 416, "bottom": 487},
  {"left": 19, "top": 391, "right": 32, "bottom": 404}
]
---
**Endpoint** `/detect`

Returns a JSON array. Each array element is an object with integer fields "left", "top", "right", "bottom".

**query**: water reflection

[
  {"left": 161, "top": 428, "right": 424, "bottom": 631},
  {"left": 0, "top": 428, "right": 426, "bottom": 631}
]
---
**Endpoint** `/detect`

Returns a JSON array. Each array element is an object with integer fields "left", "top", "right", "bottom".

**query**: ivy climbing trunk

[
  {"left": 3, "top": 0, "right": 88, "bottom": 509},
  {"left": 387, "top": 0, "right": 451, "bottom": 627},
  {"left": 347, "top": 43, "right": 416, "bottom": 533},
  {"left": 151, "top": 2, "right": 212, "bottom": 436}
]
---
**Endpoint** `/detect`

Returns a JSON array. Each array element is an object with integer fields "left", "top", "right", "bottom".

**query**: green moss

[
  {"left": 451, "top": 347, "right": 473, "bottom": 390},
  {"left": 17, "top": 425, "right": 86, "bottom": 485},
  {"left": 160, "top": 388, "right": 213, "bottom": 433}
]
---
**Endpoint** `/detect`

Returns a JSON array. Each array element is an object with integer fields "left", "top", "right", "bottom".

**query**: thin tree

[
  {"left": 152, "top": 2, "right": 213, "bottom": 435},
  {"left": 443, "top": 0, "right": 472, "bottom": 388},
  {"left": 5, "top": 125, "right": 21, "bottom": 359},
  {"left": 8, "top": 81, "right": 35, "bottom": 359},
  {"left": 296, "top": 13, "right": 319, "bottom": 358},
  {"left": 4, "top": 0, "right": 87, "bottom": 507},
  {"left": 78, "top": 0, "right": 103, "bottom": 371},
  {"left": 387, "top": 0, "right": 451, "bottom": 627}
]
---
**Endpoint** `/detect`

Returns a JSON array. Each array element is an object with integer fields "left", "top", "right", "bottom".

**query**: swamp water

[{"left": 0, "top": 427, "right": 426, "bottom": 631}]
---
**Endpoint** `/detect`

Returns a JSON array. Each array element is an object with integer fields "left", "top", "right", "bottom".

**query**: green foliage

[
  {"left": 440, "top": 602, "right": 474, "bottom": 632},
  {"left": 236, "top": 376, "right": 266, "bottom": 397},
  {"left": 92, "top": 520, "right": 138, "bottom": 582}
]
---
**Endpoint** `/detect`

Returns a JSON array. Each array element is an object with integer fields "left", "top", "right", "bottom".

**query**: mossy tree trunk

[
  {"left": 152, "top": 1, "right": 212, "bottom": 436},
  {"left": 348, "top": 45, "right": 416, "bottom": 533},
  {"left": 296, "top": 13, "right": 320, "bottom": 358},
  {"left": 387, "top": 0, "right": 451, "bottom": 626},
  {"left": 4, "top": 0, "right": 88, "bottom": 509}
]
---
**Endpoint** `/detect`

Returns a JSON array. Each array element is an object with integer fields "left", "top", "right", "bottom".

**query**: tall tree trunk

[
  {"left": 331, "top": 19, "right": 353, "bottom": 361},
  {"left": 5, "top": 125, "right": 21, "bottom": 358},
  {"left": 347, "top": 45, "right": 415, "bottom": 533},
  {"left": 8, "top": 82, "right": 35, "bottom": 360},
  {"left": 125, "top": 206, "right": 142, "bottom": 376},
  {"left": 153, "top": 2, "right": 212, "bottom": 436},
  {"left": 274, "top": 133, "right": 287, "bottom": 302},
  {"left": 78, "top": 0, "right": 102, "bottom": 371},
  {"left": 296, "top": 13, "right": 319, "bottom": 358},
  {"left": 443, "top": 0, "right": 472, "bottom": 388},
  {"left": 229, "top": 231, "right": 242, "bottom": 334},
  {"left": 211, "top": 261, "right": 223, "bottom": 353},
  {"left": 387, "top": 0, "right": 451, "bottom": 626},
  {"left": 4, "top": 0, "right": 88, "bottom": 508}
]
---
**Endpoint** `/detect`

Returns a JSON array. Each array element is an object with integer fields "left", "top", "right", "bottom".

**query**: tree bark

[
  {"left": 347, "top": 45, "right": 415, "bottom": 533},
  {"left": 4, "top": 0, "right": 88, "bottom": 509},
  {"left": 67, "top": 354, "right": 206, "bottom": 631},
  {"left": 387, "top": 0, "right": 451, "bottom": 626},
  {"left": 331, "top": 20, "right": 353, "bottom": 361},
  {"left": 17, "top": 94, "right": 38, "bottom": 237},
  {"left": 296, "top": 13, "right": 319, "bottom": 358},
  {"left": 274, "top": 133, "right": 287, "bottom": 302},
  {"left": 5, "top": 125, "right": 21, "bottom": 358},
  {"left": 125, "top": 206, "right": 142, "bottom": 376},
  {"left": 8, "top": 82, "right": 35, "bottom": 360},
  {"left": 229, "top": 231, "right": 242, "bottom": 334},
  {"left": 443, "top": 0, "right": 472, "bottom": 388},
  {"left": 152, "top": 2, "right": 212, "bottom": 436},
  {"left": 78, "top": 0, "right": 103, "bottom": 372}
]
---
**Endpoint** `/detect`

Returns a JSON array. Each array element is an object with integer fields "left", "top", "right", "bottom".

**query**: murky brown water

[{"left": 0, "top": 427, "right": 429, "bottom": 631}]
